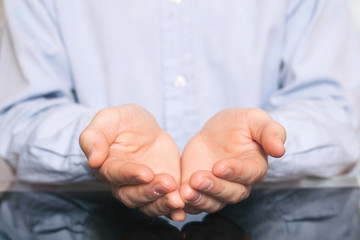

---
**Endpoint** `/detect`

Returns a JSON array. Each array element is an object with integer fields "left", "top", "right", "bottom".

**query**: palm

[
  {"left": 181, "top": 130, "right": 265, "bottom": 184},
  {"left": 179, "top": 109, "right": 285, "bottom": 214},
  {"left": 102, "top": 104, "right": 181, "bottom": 185},
  {"left": 182, "top": 108, "right": 267, "bottom": 184},
  {"left": 81, "top": 104, "right": 185, "bottom": 220},
  {"left": 108, "top": 130, "right": 181, "bottom": 185}
]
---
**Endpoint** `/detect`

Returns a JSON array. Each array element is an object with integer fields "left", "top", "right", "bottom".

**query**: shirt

[{"left": 0, "top": 0, "right": 359, "bottom": 183}]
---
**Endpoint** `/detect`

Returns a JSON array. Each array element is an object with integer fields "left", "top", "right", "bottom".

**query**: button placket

[{"left": 161, "top": 0, "right": 196, "bottom": 151}]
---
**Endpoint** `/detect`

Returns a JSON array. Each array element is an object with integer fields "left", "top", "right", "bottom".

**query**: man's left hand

[{"left": 180, "top": 108, "right": 286, "bottom": 214}]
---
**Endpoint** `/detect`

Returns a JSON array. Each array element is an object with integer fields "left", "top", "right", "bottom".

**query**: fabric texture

[{"left": 0, "top": 0, "right": 359, "bottom": 183}]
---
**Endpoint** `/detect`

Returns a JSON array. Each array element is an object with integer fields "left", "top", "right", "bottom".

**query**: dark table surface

[{"left": 0, "top": 180, "right": 359, "bottom": 240}]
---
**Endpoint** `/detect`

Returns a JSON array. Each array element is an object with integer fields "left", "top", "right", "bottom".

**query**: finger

[
  {"left": 169, "top": 209, "right": 186, "bottom": 222},
  {"left": 99, "top": 159, "right": 154, "bottom": 185},
  {"left": 188, "top": 171, "right": 251, "bottom": 204},
  {"left": 80, "top": 128, "right": 112, "bottom": 168},
  {"left": 93, "top": 168, "right": 106, "bottom": 182},
  {"left": 113, "top": 173, "right": 178, "bottom": 208},
  {"left": 180, "top": 184, "right": 225, "bottom": 213},
  {"left": 140, "top": 191, "right": 185, "bottom": 217},
  {"left": 183, "top": 205, "right": 203, "bottom": 215},
  {"left": 213, "top": 157, "right": 268, "bottom": 184},
  {"left": 79, "top": 108, "right": 123, "bottom": 168},
  {"left": 247, "top": 109, "right": 286, "bottom": 158}
]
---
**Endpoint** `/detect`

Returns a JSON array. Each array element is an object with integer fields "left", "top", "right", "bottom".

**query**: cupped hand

[
  {"left": 80, "top": 104, "right": 185, "bottom": 221},
  {"left": 180, "top": 108, "right": 286, "bottom": 214}
]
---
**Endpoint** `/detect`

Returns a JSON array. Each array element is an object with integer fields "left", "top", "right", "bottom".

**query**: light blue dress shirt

[{"left": 0, "top": 0, "right": 359, "bottom": 183}]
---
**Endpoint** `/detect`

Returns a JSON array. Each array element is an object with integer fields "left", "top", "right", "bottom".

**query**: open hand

[
  {"left": 180, "top": 108, "right": 286, "bottom": 214},
  {"left": 80, "top": 104, "right": 185, "bottom": 220}
]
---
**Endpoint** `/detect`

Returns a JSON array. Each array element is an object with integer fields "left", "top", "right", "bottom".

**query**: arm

[
  {"left": 179, "top": 0, "right": 360, "bottom": 214},
  {"left": 0, "top": 0, "right": 96, "bottom": 183},
  {"left": 266, "top": 0, "right": 360, "bottom": 180},
  {"left": 1, "top": 1, "right": 186, "bottom": 219}
]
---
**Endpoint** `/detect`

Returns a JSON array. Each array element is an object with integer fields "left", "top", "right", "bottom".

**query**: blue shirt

[{"left": 0, "top": 0, "right": 359, "bottom": 183}]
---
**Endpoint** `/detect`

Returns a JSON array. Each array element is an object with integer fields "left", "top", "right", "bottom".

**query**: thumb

[
  {"left": 79, "top": 108, "right": 121, "bottom": 168},
  {"left": 248, "top": 110, "right": 286, "bottom": 158}
]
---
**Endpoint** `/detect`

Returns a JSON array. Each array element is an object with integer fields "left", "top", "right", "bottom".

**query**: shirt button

[
  {"left": 171, "top": 0, "right": 182, "bottom": 5},
  {"left": 174, "top": 75, "right": 187, "bottom": 88}
]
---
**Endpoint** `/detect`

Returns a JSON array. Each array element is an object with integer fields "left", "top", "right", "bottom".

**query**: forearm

[
  {"left": 263, "top": 0, "right": 360, "bottom": 181},
  {"left": 0, "top": 0, "right": 99, "bottom": 183},
  {"left": 0, "top": 97, "right": 97, "bottom": 183},
  {"left": 266, "top": 100, "right": 360, "bottom": 181}
]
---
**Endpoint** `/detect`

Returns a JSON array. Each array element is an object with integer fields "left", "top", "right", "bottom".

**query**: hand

[
  {"left": 80, "top": 104, "right": 185, "bottom": 220},
  {"left": 180, "top": 108, "right": 286, "bottom": 214}
]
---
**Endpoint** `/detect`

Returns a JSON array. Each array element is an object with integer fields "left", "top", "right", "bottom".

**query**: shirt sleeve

[
  {"left": 265, "top": 0, "right": 360, "bottom": 181},
  {"left": 0, "top": 0, "right": 97, "bottom": 183}
]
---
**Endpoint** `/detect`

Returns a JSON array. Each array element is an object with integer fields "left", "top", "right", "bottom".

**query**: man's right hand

[{"left": 79, "top": 104, "right": 185, "bottom": 221}]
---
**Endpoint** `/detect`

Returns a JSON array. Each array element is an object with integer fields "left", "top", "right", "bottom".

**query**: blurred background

[
  {"left": 351, "top": 0, "right": 360, "bottom": 33},
  {"left": 0, "top": 1, "right": 359, "bottom": 182}
]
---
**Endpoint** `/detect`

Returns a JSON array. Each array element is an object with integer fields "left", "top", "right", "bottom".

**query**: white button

[
  {"left": 171, "top": 0, "right": 182, "bottom": 5},
  {"left": 174, "top": 75, "right": 187, "bottom": 88}
]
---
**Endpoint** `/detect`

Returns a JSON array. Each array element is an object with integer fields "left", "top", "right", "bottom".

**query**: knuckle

[
  {"left": 110, "top": 185, "right": 117, "bottom": 197},
  {"left": 253, "top": 170, "right": 263, "bottom": 184},
  {"left": 243, "top": 189, "right": 251, "bottom": 200},
  {"left": 139, "top": 206, "right": 154, "bottom": 217},
  {"left": 207, "top": 202, "right": 225, "bottom": 213},
  {"left": 111, "top": 187, "right": 121, "bottom": 200},
  {"left": 93, "top": 169, "right": 106, "bottom": 181},
  {"left": 255, "top": 166, "right": 267, "bottom": 183},
  {"left": 227, "top": 199, "right": 238, "bottom": 204},
  {"left": 228, "top": 195, "right": 241, "bottom": 204},
  {"left": 248, "top": 165, "right": 266, "bottom": 184},
  {"left": 149, "top": 201, "right": 165, "bottom": 216},
  {"left": 99, "top": 165, "right": 111, "bottom": 181},
  {"left": 228, "top": 186, "right": 248, "bottom": 204},
  {"left": 212, "top": 181, "right": 226, "bottom": 196},
  {"left": 157, "top": 201, "right": 168, "bottom": 215},
  {"left": 258, "top": 170, "right": 268, "bottom": 182},
  {"left": 236, "top": 191, "right": 250, "bottom": 203},
  {"left": 140, "top": 187, "right": 156, "bottom": 202},
  {"left": 117, "top": 189, "right": 136, "bottom": 209},
  {"left": 124, "top": 201, "right": 137, "bottom": 209},
  {"left": 189, "top": 196, "right": 207, "bottom": 209}
]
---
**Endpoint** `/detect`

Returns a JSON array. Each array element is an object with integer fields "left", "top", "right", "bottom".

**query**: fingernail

[
  {"left": 197, "top": 178, "right": 213, "bottom": 191},
  {"left": 186, "top": 190, "right": 201, "bottom": 202},
  {"left": 220, "top": 168, "right": 233, "bottom": 179},
  {"left": 153, "top": 184, "right": 170, "bottom": 195}
]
